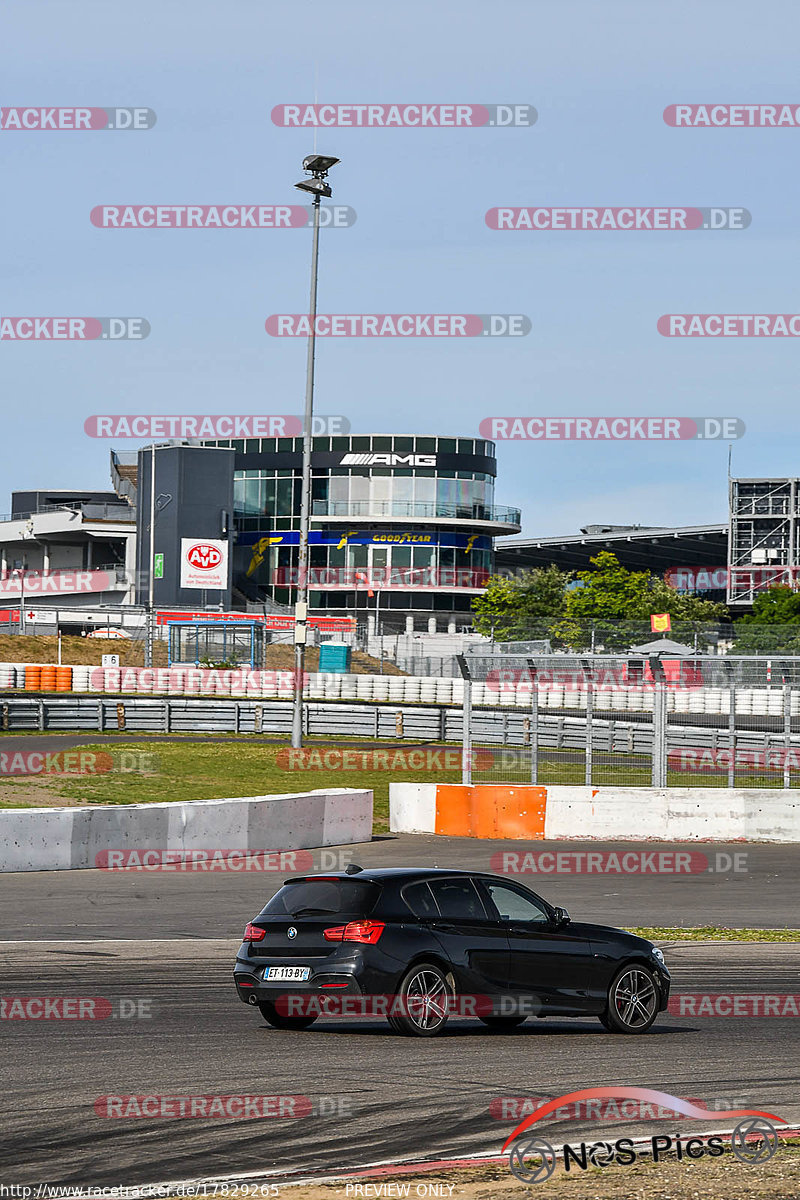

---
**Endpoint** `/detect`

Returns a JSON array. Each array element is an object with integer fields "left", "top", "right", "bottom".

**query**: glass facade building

[{"left": 199, "top": 433, "right": 521, "bottom": 627}]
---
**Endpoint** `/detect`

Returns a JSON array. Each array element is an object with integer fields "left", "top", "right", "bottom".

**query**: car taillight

[
  {"left": 323, "top": 920, "right": 385, "bottom": 944},
  {"left": 243, "top": 923, "right": 265, "bottom": 942}
]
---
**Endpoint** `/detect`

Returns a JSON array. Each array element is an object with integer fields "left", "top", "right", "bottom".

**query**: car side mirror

[{"left": 552, "top": 907, "right": 571, "bottom": 928}]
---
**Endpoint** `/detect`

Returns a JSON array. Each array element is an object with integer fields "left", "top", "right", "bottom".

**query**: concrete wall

[
  {"left": 389, "top": 783, "right": 438, "bottom": 834},
  {"left": 390, "top": 782, "right": 800, "bottom": 843},
  {"left": 0, "top": 787, "right": 372, "bottom": 872}
]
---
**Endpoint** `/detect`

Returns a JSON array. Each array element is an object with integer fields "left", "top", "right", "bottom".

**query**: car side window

[
  {"left": 402, "top": 881, "right": 439, "bottom": 919},
  {"left": 482, "top": 882, "right": 550, "bottom": 924},
  {"left": 427, "top": 878, "right": 487, "bottom": 920}
]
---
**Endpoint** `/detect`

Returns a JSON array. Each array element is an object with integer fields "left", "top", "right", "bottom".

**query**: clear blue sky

[{"left": 2, "top": 0, "right": 798, "bottom": 535}]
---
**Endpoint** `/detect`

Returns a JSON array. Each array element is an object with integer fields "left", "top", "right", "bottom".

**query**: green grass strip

[{"left": 630, "top": 926, "right": 800, "bottom": 942}]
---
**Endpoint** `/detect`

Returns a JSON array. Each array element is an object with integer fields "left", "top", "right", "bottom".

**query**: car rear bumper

[
  {"left": 234, "top": 967, "right": 364, "bottom": 1004},
  {"left": 233, "top": 945, "right": 376, "bottom": 1007}
]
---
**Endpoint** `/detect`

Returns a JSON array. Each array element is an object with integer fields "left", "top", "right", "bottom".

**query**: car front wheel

[
  {"left": 388, "top": 962, "right": 454, "bottom": 1037},
  {"left": 601, "top": 965, "right": 659, "bottom": 1034}
]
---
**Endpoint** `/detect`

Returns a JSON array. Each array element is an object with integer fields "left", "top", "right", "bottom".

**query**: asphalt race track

[
  {"left": 1, "top": 832, "right": 798, "bottom": 934},
  {"left": 1, "top": 835, "right": 799, "bottom": 1187}
]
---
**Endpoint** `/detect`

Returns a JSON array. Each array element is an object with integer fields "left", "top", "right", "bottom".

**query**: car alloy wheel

[
  {"left": 602, "top": 965, "right": 659, "bottom": 1034},
  {"left": 389, "top": 962, "right": 453, "bottom": 1037}
]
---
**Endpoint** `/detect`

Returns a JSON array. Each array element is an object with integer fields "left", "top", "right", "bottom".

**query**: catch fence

[{"left": 458, "top": 654, "right": 800, "bottom": 789}]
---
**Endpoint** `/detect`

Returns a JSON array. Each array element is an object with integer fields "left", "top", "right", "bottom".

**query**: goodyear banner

[
  {"left": 238, "top": 530, "right": 490, "bottom": 549},
  {"left": 240, "top": 530, "right": 490, "bottom": 579}
]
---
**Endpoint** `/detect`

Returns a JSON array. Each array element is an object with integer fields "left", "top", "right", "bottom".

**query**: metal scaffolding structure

[{"left": 728, "top": 477, "right": 800, "bottom": 606}]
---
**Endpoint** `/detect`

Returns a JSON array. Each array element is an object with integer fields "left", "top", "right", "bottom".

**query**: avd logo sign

[
  {"left": 188, "top": 544, "right": 222, "bottom": 570},
  {"left": 180, "top": 539, "right": 228, "bottom": 590}
]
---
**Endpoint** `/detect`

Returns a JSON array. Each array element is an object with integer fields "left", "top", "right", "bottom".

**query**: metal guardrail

[
  {"left": 0, "top": 696, "right": 453, "bottom": 739},
  {"left": 1, "top": 694, "right": 799, "bottom": 789}
]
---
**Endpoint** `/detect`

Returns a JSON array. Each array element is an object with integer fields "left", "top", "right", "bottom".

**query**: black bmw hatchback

[{"left": 233, "top": 866, "right": 670, "bottom": 1037}]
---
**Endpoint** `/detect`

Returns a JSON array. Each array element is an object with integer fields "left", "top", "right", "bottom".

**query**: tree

[
  {"left": 471, "top": 565, "right": 570, "bottom": 641},
  {"left": 734, "top": 586, "right": 800, "bottom": 655},
  {"left": 553, "top": 552, "right": 728, "bottom": 649},
  {"left": 472, "top": 552, "right": 728, "bottom": 649}
]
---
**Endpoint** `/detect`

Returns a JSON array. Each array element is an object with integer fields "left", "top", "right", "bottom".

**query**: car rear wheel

[
  {"left": 388, "top": 962, "right": 454, "bottom": 1037},
  {"left": 258, "top": 1000, "right": 318, "bottom": 1030},
  {"left": 478, "top": 1014, "right": 527, "bottom": 1030},
  {"left": 601, "top": 965, "right": 659, "bottom": 1034}
]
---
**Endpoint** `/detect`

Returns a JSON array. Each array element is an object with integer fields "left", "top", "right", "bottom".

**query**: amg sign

[{"left": 338, "top": 453, "right": 437, "bottom": 467}]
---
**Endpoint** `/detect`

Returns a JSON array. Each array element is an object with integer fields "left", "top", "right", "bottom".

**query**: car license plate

[{"left": 265, "top": 966, "right": 311, "bottom": 982}]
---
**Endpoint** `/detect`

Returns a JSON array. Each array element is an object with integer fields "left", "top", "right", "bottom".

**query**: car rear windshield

[{"left": 260, "top": 878, "right": 380, "bottom": 917}]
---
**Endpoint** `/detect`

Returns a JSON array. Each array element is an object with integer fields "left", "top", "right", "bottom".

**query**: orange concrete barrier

[
  {"left": 434, "top": 785, "right": 473, "bottom": 836},
  {"left": 488, "top": 785, "right": 547, "bottom": 839},
  {"left": 434, "top": 784, "right": 547, "bottom": 840}
]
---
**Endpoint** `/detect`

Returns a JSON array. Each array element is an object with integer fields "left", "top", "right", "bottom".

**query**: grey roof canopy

[{"left": 628, "top": 638, "right": 700, "bottom": 656}]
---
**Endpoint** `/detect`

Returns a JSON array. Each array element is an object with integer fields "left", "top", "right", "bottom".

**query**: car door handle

[
  {"left": 508, "top": 924, "right": 540, "bottom": 936},
  {"left": 430, "top": 921, "right": 457, "bottom": 933}
]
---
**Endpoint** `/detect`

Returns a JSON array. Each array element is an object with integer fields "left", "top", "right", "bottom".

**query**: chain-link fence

[
  {"left": 457, "top": 653, "right": 800, "bottom": 789},
  {"left": 471, "top": 620, "right": 800, "bottom": 656}
]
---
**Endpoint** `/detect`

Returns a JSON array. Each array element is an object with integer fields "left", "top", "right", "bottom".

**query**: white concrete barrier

[
  {"left": 543, "top": 786, "right": 800, "bottom": 842},
  {"left": 389, "top": 782, "right": 800, "bottom": 843},
  {"left": 0, "top": 787, "right": 373, "bottom": 872},
  {"left": 390, "top": 783, "right": 438, "bottom": 834}
]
